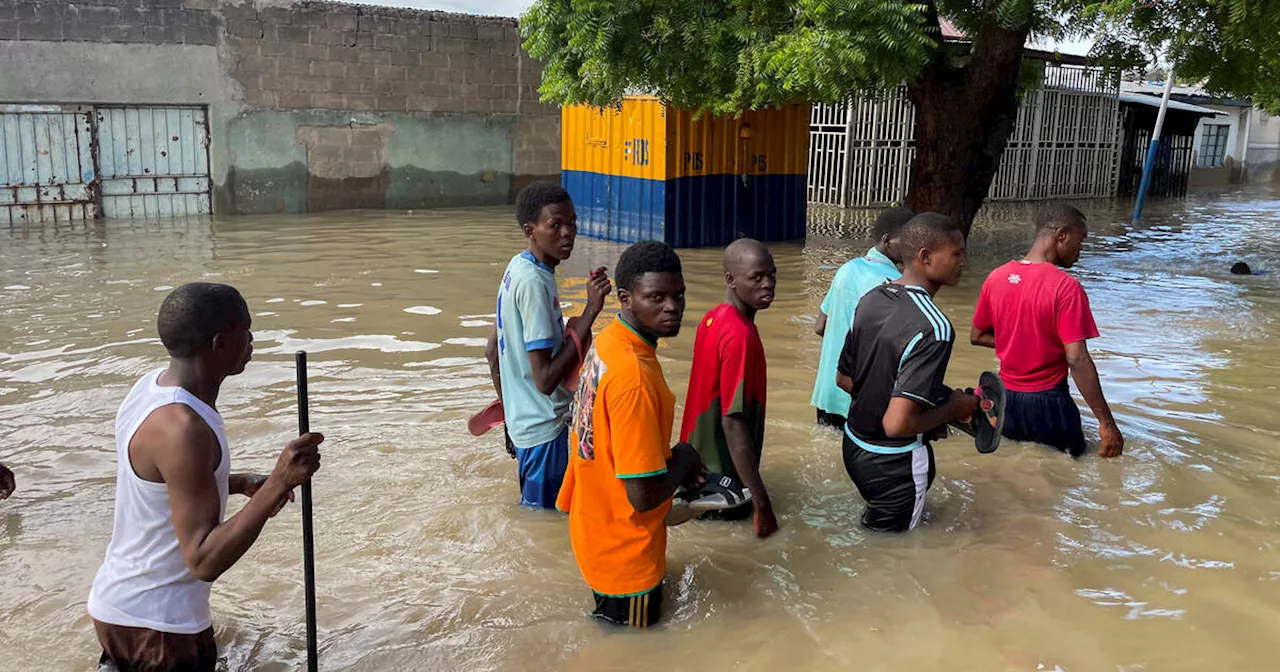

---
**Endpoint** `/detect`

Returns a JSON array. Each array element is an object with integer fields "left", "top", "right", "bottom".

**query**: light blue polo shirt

[
  {"left": 496, "top": 251, "right": 572, "bottom": 448},
  {"left": 810, "top": 247, "right": 901, "bottom": 416}
]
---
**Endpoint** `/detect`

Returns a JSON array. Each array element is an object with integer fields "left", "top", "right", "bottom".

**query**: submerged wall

[{"left": 0, "top": 0, "right": 560, "bottom": 215}]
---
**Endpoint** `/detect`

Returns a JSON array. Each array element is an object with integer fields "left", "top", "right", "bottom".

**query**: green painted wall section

[
  {"left": 384, "top": 114, "right": 514, "bottom": 209},
  {"left": 219, "top": 110, "right": 517, "bottom": 215}
]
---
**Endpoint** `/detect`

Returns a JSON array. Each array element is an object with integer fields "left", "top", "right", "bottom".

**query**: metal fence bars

[{"left": 807, "top": 64, "right": 1122, "bottom": 208}]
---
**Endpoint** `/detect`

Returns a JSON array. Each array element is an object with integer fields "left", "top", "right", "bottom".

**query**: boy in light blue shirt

[
  {"left": 811, "top": 207, "right": 913, "bottom": 428},
  {"left": 485, "top": 182, "right": 611, "bottom": 508}
]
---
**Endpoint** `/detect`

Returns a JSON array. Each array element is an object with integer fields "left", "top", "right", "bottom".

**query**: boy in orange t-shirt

[{"left": 556, "top": 241, "right": 705, "bottom": 628}]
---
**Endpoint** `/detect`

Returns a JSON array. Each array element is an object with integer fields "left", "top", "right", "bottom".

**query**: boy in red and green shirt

[{"left": 679, "top": 238, "right": 779, "bottom": 538}]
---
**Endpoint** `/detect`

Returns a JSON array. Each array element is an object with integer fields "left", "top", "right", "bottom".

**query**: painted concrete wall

[
  {"left": 225, "top": 110, "right": 516, "bottom": 213},
  {"left": 1246, "top": 108, "right": 1280, "bottom": 182},
  {"left": 1188, "top": 105, "right": 1280, "bottom": 187},
  {"left": 0, "top": 0, "right": 561, "bottom": 215}
]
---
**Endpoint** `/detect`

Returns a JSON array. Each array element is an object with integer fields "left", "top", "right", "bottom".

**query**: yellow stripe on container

[
  {"left": 666, "top": 103, "right": 810, "bottom": 179},
  {"left": 560, "top": 98, "right": 667, "bottom": 181}
]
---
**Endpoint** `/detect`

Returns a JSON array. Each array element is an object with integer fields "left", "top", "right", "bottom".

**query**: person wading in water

[
  {"left": 556, "top": 241, "right": 706, "bottom": 627},
  {"left": 87, "top": 282, "right": 323, "bottom": 671},
  {"left": 812, "top": 207, "right": 913, "bottom": 429},
  {"left": 970, "top": 204, "right": 1125, "bottom": 458},
  {"left": 0, "top": 462, "right": 13, "bottom": 500},
  {"left": 679, "top": 238, "right": 779, "bottom": 538}
]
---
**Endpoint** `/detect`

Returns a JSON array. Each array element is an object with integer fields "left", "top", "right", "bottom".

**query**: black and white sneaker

[{"left": 674, "top": 472, "right": 752, "bottom": 511}]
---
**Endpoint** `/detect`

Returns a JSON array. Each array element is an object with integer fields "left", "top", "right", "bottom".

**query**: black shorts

[
  {"left": 842, "top": 433, "right": 935, "bottom": 533},
  {"left": 816, "top": 409, "right": 847, "bottom": 429},
  {"left": 592, "top": 583, "right": 663, "bottom": 628},
  {"left": 1003, "top": 378, "right": 1086, "bottom": 457}
]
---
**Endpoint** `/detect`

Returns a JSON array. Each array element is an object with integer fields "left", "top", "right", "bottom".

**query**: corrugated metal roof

[{"left": 1118, "top": 92, "right": 1225, "bottom": 116}]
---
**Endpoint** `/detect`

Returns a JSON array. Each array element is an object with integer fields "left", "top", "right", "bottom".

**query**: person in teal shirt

[{"left": 811, "top": 207, "right": 914, "bottom": 428}]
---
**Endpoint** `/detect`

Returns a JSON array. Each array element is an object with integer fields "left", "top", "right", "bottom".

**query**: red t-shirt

[
  {"left": 972, "top": 260, "right": 1100, "bottom": 393},
  {"left": 679, "top": 303, "right": 767, "bottom": 483}
]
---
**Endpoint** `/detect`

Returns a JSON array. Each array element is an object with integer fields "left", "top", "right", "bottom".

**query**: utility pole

[{"left": 1131, "top": 69, "right": 1176, "bottom": 222}]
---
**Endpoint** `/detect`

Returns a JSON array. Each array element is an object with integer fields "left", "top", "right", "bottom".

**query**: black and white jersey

[{"left": 837, "top": 283, "right": 955, "bottom": 453}]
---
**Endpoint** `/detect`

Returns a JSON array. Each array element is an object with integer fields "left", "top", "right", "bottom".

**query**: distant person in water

[
  {"left": 679, "top": 238, "right": 779, "bottom": 538},
  {"left": 0, "top": 462, "right": 13, "bottom": 499},
  {"left": 88, "top": 283, "right": 323, "bottom": 672},
  {"left": 812, "top": 207, "right": 914, "bottom": 428},
  {"left": 484, "top": 182, "right": 612, "bottom": 509},
  {"left": 1231, "top": 261, "right": 1252, "bottom": 275},
  {"left": 971, "top": 204, "right": 1125, "bottom": 458},
  {"left": 556, "top": 241, "right": 706, "bottom": 628},
  {"left": 837, "top": 213, "right": 980, "bottom": 532}
]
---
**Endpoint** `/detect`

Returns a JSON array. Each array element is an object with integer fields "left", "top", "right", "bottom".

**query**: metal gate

[
  {"left": 0, "top": 104, "right": 210, "bottom": 224},
  {"left": 0, "top": 105, "right": 97, "bottom": 224},
  {"left": 97, "top": 106, "right": 211, "bottom": 219}
]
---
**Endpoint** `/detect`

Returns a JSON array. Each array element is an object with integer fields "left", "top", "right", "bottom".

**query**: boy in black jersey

[{"left": 836, "top": 213, "right": 980, "bottom": 532}]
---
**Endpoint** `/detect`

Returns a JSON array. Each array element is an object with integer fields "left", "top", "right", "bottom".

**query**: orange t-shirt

[{"left": 556, "top": 318, "right": 674, "bottom": 597}]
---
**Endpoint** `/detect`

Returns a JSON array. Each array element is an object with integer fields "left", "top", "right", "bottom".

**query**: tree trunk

[{"left": 905, "top": 6, "right": 1032, "bottom": 237}]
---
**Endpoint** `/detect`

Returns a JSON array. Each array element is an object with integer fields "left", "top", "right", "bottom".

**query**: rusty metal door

[
  {"left": 97, "top": 106, "right": 211, "bottom": 218},
  {"left": 0, "top": 105, "right": 98, "bottom": 224}
]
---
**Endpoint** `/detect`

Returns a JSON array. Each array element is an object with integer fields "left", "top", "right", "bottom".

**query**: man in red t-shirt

[
  {"left": 680, "top": 238, "right": 778, "bottom": 538},
  {"left": 971, "top": 204, "right": 1124, "bottom": 458}
]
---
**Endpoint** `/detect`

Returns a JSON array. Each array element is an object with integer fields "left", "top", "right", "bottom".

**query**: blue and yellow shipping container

[{"left": 561, "top": 98, "right": 809, "bottom": 248}]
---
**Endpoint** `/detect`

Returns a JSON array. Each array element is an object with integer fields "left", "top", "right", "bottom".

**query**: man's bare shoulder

[{"left": 131, "top": 404, "right": 219, "bottom": 481}]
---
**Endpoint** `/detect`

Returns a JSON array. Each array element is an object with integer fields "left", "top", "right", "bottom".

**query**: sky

[{"left": 346, "top": 0, "right": 1094, "bottom": 55}]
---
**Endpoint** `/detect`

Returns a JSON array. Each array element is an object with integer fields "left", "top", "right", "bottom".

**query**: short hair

[
  {"left": 897, "top": 212, "right": 962, "bottom": 258},
  {"left": 515, "top": 181, "right": 572, "bottom": 227},
  {"left": 1231, "top": 261, "right": 1252, "bottom": 275},
  {"left": 157, "top": 283, "right": 249, "bottom": 358},
  {"left": 1035, "top": 203, "right": 1086, "bottom": 235},
  {"left": 872, "top": 206, "right": 915, "bottom": 239},
  {"left": 615, "top": 240, "right": 682, "bottom": 291}
]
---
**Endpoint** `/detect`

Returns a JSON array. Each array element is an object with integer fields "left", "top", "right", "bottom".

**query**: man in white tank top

[{"left": 87, "top": 282, "right": 324, "bottom": 672}]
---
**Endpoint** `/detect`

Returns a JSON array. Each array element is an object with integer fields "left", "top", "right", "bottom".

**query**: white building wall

[{"left": 1247, "top": 107, "right": 1280, "bottom": 178}]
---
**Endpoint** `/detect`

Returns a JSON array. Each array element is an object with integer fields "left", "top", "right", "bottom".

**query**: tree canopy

[{"left": 521, "top": 0, "right": 1280, "bottom": 113}]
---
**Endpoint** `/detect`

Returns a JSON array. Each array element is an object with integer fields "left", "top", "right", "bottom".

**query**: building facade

[{"left": 0, "top": 0, "right": 560, "bottom": 223}]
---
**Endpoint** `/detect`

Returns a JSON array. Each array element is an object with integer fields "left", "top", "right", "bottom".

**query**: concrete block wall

[
  {"left": 0, "top": 0, "right": 562, "bottom": 214},
  {"left": 0, "top": 0, "right": 221, "bottom": 44}
]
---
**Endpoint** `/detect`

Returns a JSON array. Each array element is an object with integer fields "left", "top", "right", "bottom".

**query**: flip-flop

[
  {"left": 971, "top": 371, "right": 1006, "bottom": 454},
  {"left": 561, "top": 316, "right": 588, "bottom": 392},
  {"left": 468, "top": 316, "right": 592, "bottom": 436},
  {"left": 674, "top": 472, "right": 753, "bottom": 511},
  {"left": 467, "top": 399, "right": 505, "bottom": 437}
]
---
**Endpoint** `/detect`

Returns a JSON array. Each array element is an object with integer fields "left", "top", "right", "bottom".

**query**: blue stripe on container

[
  {"left": 562, "top": 170, "right": 807, "bottom": 248},
  {"left": 562, "top": 170, "right": 665, "bottom": 244},
  {"left": 666, "top": 174, "right": 807, "bottom": 248}
]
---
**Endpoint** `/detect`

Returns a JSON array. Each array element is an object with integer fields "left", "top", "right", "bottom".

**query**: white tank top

[{"left": 87, "top": 368, "right": 230, "bottom": 634}]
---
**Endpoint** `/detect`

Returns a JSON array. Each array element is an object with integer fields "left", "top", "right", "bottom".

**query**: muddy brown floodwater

[{"left": 1, "top": 186, "right": 1278, "bottom": 671}]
